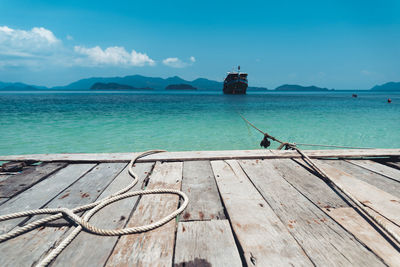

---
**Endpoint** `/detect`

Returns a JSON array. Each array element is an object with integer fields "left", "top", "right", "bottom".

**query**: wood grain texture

[
  {"left": 106, "top": 161, "right": 183, "bottom": 267},
  {"left": 379, "top": 160, "right": 400, "bottom": 170},
  {"left": 181, "top": 160, "right": 225, "bottom": 221},
  {"left": 211, "top": 160, "right": 312, "bottom": 266},
  {"left": 346, "top": 160, "right": 400, "bottom": 182},
  {"left": 0, "top": 198, "right": 8, "bottom": 206},
  {"left": 324, "top": 207, "right": 400, "bottom": 267},
  {"left": 316, "top": 160, "right": 400, "bottom": 227},
  {"left": 363, "top": 206, "right": 400, "bottom": 242},
  {"left": 0, "top": 148, "right": 399, "bottom": 162},
  {"left": 50, "top": 163, "right": 153, "bottom": 267},
  {"left": 325, "top": 159, "right": 400, "bottom": 198},
  {"left": 0, "top": 163, "right": 126, "bottom": 267},
  {"left": 240, "top": 159, "right": 385, "bottom": 266},
  {"left": 0, "top": 174, "right": 12, "bottom": 183},
  {"left": 174, "top": 220, "right": 242, "bottom": 267},
  {"left": 278, "top": 158, "right": 349, "bottom": 209},
  {"left": 0, "top": 163, "right": 95, "bottom": 235},
  {"left": 0, "top": 162, "right": 67, "bottom": 198}
]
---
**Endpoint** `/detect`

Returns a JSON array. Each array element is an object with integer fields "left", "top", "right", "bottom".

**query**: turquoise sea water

[{"left": 0, "top": 91, "right": 399, "bottom": 156}]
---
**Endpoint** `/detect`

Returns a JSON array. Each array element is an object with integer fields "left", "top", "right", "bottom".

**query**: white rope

[
  {"left": 294, "top": 147, "right": 400, "bottom": 246},
  {"left": 294, "top": 143, "right": 374, "bottom": 149},
  {"left": 0, "top": 150, "right": 189, "bottom": 267},
  {"left": 238, "top": 113, "right": 400, "bottom": 247}
]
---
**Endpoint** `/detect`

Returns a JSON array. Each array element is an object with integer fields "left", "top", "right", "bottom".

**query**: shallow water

[{"left": 0, "top": 90, "right": 399, "bottom": 155}]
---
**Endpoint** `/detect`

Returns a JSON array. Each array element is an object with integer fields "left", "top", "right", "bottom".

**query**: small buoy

[{"left": 388, "top": 98, "right": 392, "bottom": 103}]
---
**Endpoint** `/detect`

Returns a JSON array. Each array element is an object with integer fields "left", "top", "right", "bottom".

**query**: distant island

[
  {"left": 0, "top": 82, "right": 46, "bottom": 91},
  {"left": 1, "top": 74, "right": 399, "bottom": 92},
  {"left": 275, "top": 84, "right": 330, "bottom": 91},
  {"left": 90, "top": 82, "right": 152, "bottom": 90},
  {"left": 165, "top": 84, "right": 197, "bottom": 90},
  {"left": 0, "top": 75, "right": 268, "bottom": 91},
  {"left": 371, "top": 82, "right": 400, "bottom": 91}
]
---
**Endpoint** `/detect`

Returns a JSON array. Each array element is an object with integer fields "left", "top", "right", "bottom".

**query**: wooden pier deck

[{"left": 0, "top": 149, "right": 400, "bottom": 266}]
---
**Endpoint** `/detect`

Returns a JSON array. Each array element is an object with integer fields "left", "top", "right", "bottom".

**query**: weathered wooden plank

[
  {"left": 324, "top": 207, "right": 400, "bottom": 266},
  {"left": 106, "top": 161, "right": 183, "bottom": 267},
  {"left": 0, "top": 163, "right": 95, "bottom": 235},
  {"left": 347, "top": 160, "right": 400, "bottom": 182},
  {"left": 316, "top": 160, "right": 400, "bottom": 227},
  {"left": 363, "top": 206, "right": 400, "bottom": 242},
  {"left": 181, "top": 161, "right": 225, "bottom": 221},
  {"left": 0, "top": 162, "right": 67, "bottom": 198},
  {"left": 325, "top": 159, "right": 400, "bottom": 198},
  {"left": 240, "top": 159, "right": 384, "bottom": 266},
  {"left": 0, "top": 148, "right": 399, "bottom": 162},
  {"left": 211, "top": 160, "right": 312, "bottom": 266},
  {"left": 0, "top": 174, "right": 12, "bottom": 183},
  {"left": 384, "top": 160, "right": 400, "bottom": 169},
  {"left": 51, "top": 163, "right": 154, "bottom": 267},
  {"left": 0, "top": 198, "right": 8, "bottom": 206},
  {"left": 278, "top": 158, "right": 349, "bottom": 209},
  {"left": 373, "top": 158, "right": 400, "bottom": 170},
  {"left": 174, "top": 220, "right": 242, "bottom": 267},
  {"left": 0, "top": 163, "right": 127, "bottom": 267},
  {"left": 30, "top": 163, "right": 127, "bottom": 224},
  {"left": 0, "top": 161, "right": 26, "bottom": 172}
]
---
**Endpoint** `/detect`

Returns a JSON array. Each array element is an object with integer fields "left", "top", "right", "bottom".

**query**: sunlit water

[{"left": 0, "top": 90, "right": 399, "bottom": 155}]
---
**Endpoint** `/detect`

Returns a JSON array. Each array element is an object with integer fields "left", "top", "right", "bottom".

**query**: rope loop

[{"left": 0, "top": 150, "right": 189, "bottom": 267}]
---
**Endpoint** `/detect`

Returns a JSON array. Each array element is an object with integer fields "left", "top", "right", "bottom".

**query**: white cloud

[
  {"left": 0, "top": 26, "right": 65, "bottom": 70},
  {"left": 0, "top": 26, "right": 13, "bottom": 34},
  {"left": 74, "top": 46, "right": 155, "bottom": 66},
  {"left": 0, "top": 25, "right": 180, "bottom": 70},
  {"left": 0, "top": 26, "right": 60, "bottom": 54},
  {"left": 163, "top": 56, "right": 196, "bottom": 68},
  {"left": 0, "top": 25, "right": 63, "bottom": 68},
  {"left": 162, "top": 57, "right": 185, "bottom": 68}
]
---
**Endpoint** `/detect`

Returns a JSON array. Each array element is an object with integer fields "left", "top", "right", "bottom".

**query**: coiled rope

[
  {"left": 239, "top": 114, "right": 400, "bottom": 247},
  {"left": 0, "top": 150, "right": 189, "bottom": 267}
]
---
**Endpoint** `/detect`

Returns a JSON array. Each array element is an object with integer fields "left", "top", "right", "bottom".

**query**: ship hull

[{"left": 223, "top": 80, "right": 248, "bottom": 94}]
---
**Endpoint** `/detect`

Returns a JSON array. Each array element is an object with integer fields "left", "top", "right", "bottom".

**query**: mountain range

[
  {"left": 50, "top": 75, "right": 267, "bottom": 91},
  {"left": 370, "top": 82, "right": 400, "bottom": 91},
  {"left": 275, "top": 84, "right": 330, "bottom": 91},
  {"left": 0, "top": 75, "right": 399, "bottom": 91}
]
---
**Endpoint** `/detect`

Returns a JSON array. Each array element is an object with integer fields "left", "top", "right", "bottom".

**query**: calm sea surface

[{"left": 0, "top": 90, "right": 399, "bottom": 156}]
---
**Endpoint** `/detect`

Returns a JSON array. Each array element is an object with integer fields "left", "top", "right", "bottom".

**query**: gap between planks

[
  {"left": 174, "top": 220, "right": 242, "bottom": 267},
  {"left": 211, "top": 159, "right": 314, "bottom": 266},
  {"left": 239, "top": 159, "right": 385, "bottom": 266},
  {"left": 345, "top": 159, "right": 400, "bottom": 183},
  {"left": 279, "top": 158, "right": 400, "bottom": 266},
  {"left": 1, "top": 148, "right": 399, "bottom": 163},
  {"left": 181, "top": 160, "right": 225, "bottom": 221},
  {"left": 0, "top": 162, "right": 67, "bottom": 198},
  {"left": 0, "top": 163, "right": 97, "bottom": 235},
  {"left": 0, "top": 163, "right": 127, "bottom": 266},
  {"left": 49, "top": 162, "right": 154, "bottom": 267},
  {"left": 105, "top": 161, "right": 183, "bottom": 267}
]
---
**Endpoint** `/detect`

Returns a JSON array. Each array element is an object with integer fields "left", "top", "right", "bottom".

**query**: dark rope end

[{"left": 260, "top": 135, "right": 271, "bottom": 148}]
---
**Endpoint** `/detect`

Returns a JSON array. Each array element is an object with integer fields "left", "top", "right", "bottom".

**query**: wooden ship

[{"left": 223, "top": 66, "right": 248, "bottom": 94}]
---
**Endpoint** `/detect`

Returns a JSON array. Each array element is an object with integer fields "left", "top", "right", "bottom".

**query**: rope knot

[{"left": 260, "top": 135, "right": 271, "bottom": 148}]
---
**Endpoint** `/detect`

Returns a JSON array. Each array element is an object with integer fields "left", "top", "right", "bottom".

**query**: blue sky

[{"left": 0, "top": 0, "right": 399, "bottom": 89}]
